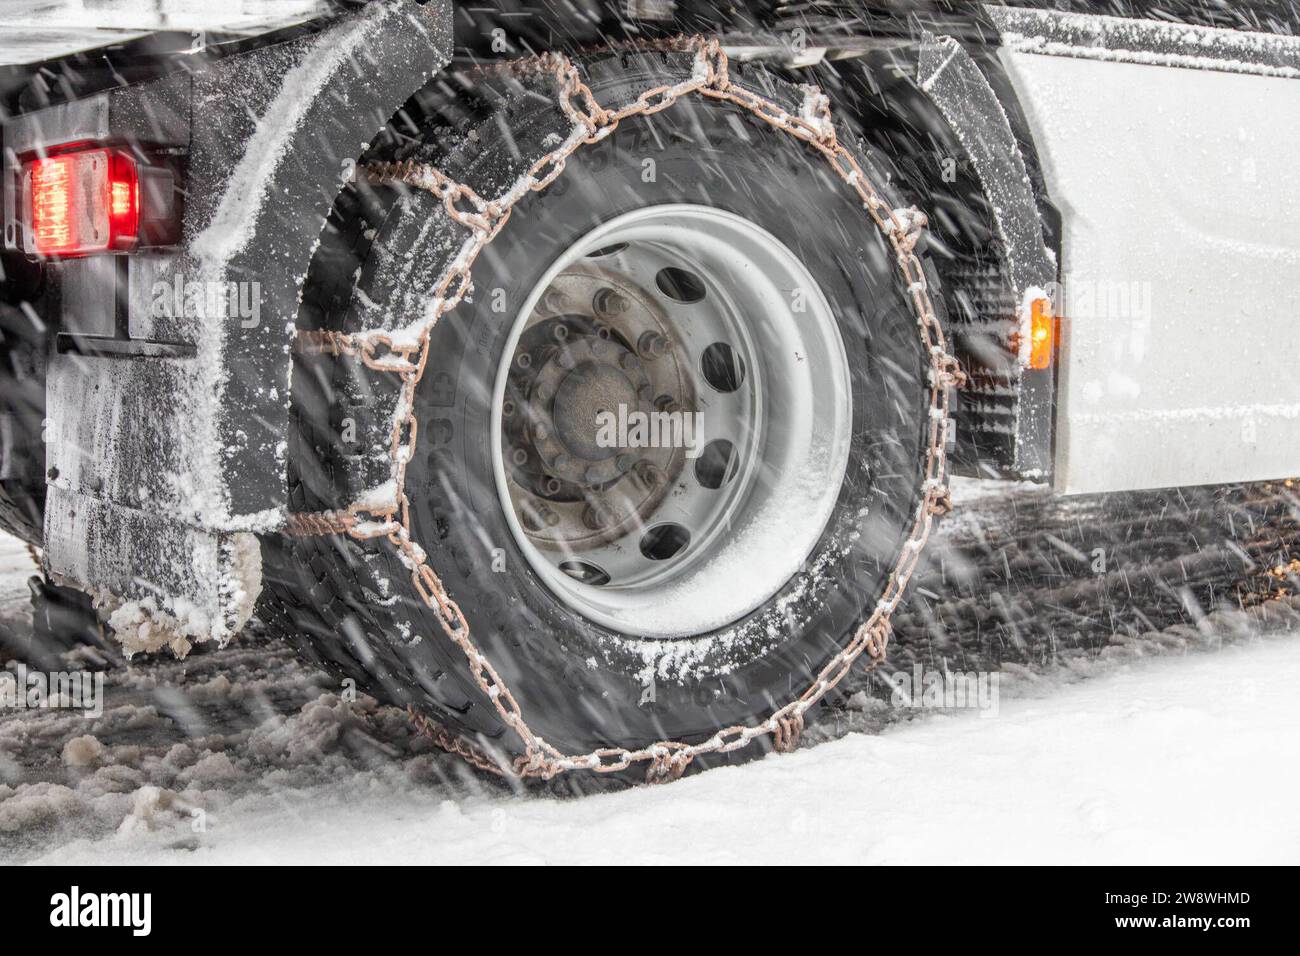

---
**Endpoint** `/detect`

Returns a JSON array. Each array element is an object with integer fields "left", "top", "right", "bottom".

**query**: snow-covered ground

[
  {"left": 3, "top": 516, "right": 1298, "bottom": 865},
  {"left": 20, "top": 627, "right": 1300, "bottom": 865}
]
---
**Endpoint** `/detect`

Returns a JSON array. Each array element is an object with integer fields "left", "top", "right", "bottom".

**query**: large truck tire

[{"left": 259, "top": 49, "right": 941, "bottom": 769}]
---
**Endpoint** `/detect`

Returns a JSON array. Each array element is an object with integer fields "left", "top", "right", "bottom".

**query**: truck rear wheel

[{"left": 260, "top": 49, "right": 937, "bottom": 771}]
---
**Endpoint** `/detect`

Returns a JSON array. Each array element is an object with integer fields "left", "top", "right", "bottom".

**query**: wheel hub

[
  {"left": 502, "top": 270, "right": 691, "bottom": 547},
  {"left": 491, "top": 205, "right": 853, "bottom": 638},
  {"left": 552, "top": 357, "right": 638, "bottom": 462}
]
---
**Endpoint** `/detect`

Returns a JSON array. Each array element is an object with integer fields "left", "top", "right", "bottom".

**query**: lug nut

[
  {"left": 553, "top": 324, "right": 570, "bottom": 342},
  {"left": 542, "top": 289, "right": 565, "bottom": 313},
  {"left": 524, "top": 501, "right": 560, "bottom": 529},
  {"left": 582, "top": 504, "right": 608, "bottom": 530},
  {"left": 619, "top": 353, "right": 642, "bottom": 372},
  {"left": 635, "top": 461, "right": 663, "bottom": 488},
  {"left": 593, "top": 287, "right": 631, "bottom": 317},
  {"left": 541, "top": 476, "right": 562, "bottom": 495},
  {"left": 516, "top": 352, "right": 533, "bottom": 370},
  {"left": 520, "top": 501, "right": 543, "bottom": 532},
  {"left": 582, "top": 499, "right": 618, "bottom": 531},
  {"left": 511, "top": 448, "right": 529, "bottom": 466},
  {"left": 637, "top": 331, "right": 671, "bottom": 360}
]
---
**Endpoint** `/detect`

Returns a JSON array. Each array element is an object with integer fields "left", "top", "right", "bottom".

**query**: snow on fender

[{"left": 41, "top": 1, "right": 454, "bottom": 655}]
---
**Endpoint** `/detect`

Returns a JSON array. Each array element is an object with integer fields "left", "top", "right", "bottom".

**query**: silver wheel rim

[{"left": 490, "top": 204, "right": 852, "bottom": 638}]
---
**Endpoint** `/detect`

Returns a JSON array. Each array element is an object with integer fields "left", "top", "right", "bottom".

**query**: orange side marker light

[{"left": 1027, "top": 294, "right": 1055, "bottom": 371}]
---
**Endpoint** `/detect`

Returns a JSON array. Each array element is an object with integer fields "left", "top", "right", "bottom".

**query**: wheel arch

[{"left": 807, "top": 33, "right": 1061, "bottom": 482}]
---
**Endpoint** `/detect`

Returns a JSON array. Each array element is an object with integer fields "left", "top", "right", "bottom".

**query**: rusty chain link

[{"left": 289, "top": 37, "right": 964, "bottom": 784}]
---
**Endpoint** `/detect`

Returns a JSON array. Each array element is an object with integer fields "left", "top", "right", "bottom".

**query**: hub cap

[{"left": 491, "top": 205, "right": 852, "bottom": 638}]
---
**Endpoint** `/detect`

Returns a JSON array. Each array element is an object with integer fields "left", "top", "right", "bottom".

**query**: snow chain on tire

[{"left": 289, "top": 37, "right": 965, "bottom": 784}]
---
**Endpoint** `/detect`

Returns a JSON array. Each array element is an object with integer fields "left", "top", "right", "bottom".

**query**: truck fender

[
  {"left": 44, "top": 0, "right": 453, "bottom": 653},
  {"left": 916, "top": 32, "right": 1058, "bottom": 479}
]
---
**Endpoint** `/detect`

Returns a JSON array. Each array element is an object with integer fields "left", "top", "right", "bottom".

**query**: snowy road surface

[
  {"left": 15, "top": 626, "right": 1300, "bottom": 865},
  {"left": 3, "top": 493, "right": 1299, "bottom": 864}
]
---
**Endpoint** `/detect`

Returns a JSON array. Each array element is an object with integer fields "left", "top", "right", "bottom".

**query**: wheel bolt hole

[
  {"left": 655, "top": 267, "right": 706, "bottom": 304},
  {"left": 640, "top": 523, "right": 691, "bottom": 561},
  {"left": 559, "top": 561, "right": 611, "bottom": 586},
  {"left": 694, "top": 439, "right": 739, "bottom": 490},
  {"left": 701, "top": 342, "right": 745, "bottom": 393}
]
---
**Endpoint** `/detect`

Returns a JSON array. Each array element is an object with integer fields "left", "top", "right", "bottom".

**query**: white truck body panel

[{"left": 997, "top": 15, "right": 1300, "bottom": 494}]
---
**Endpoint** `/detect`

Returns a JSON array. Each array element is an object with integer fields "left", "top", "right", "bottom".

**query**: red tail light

[
  {"left": 30, "top": 155, "right": 74, "bottom": 252},
  {"left": 15, "top": 145, "right": 173, "bottom": 259},
  {"left": 109, "top": 155, "right": 140, "bottom": 239}
]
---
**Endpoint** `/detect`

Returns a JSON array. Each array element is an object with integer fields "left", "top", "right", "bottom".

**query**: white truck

[{"left": 1, "top": 0, "right": 1297, "bottom": 780}]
